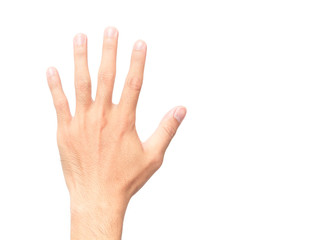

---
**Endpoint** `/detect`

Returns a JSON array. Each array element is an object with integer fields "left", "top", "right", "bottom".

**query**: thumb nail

[{"left": 174, "top": 107, "right": 187, "bottom": 123}]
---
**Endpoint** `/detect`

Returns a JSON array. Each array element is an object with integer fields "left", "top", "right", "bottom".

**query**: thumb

[{"left": 143, "top": 106, "right": 187, "bottom": 156}]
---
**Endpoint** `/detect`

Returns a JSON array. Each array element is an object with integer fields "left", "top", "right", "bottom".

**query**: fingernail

[
  {"left": 74, "top": 33, "right": 86, "bottom": 46},
  {"left": 46, "top": 67, "right": 56, "bottom": 78},
  {"left": 174, "top": 107, "right": 187, "bottom": 123},
  {"left": 134, "top": 40, "right": 146, "bottom": 50},
  {"left": 105, "top": 27, "right": 117, "bottom": 39}
]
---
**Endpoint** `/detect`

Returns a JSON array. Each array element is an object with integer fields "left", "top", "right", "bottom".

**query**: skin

[{"left": 46, "top": 26, "right": 187, "bottom": 240}]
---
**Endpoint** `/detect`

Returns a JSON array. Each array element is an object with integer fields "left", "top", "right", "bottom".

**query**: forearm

[{"left": 70, "top": 198, "right": 129, "bottom": 240}]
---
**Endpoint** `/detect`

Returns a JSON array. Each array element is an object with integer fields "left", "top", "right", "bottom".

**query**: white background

[{"left": 0, "top": 0, "right": 327, "bottom": 239}]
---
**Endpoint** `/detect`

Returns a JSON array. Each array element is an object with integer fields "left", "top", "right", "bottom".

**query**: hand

[{"left": 46, "top": 26, "right": 186, "bottom": 239}]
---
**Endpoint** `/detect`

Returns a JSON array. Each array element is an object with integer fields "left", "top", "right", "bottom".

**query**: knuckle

[
  {"left": 75, "top": 79, "right": 91, "bottom": 92},
  {"left": 48, "top": 78, "right": 59, "bottom": 89},
  {"left": 56, "top": 129, "right": 66, "bottom": 142},
  {"left": 98, "top": 71, "right": 115, "bottom": 83},
  {"left": 119, "top": 115, "right": 135, "bottom": 131},
  {"left": 148, "top": 152, "right": 164, "bottom": 169},
  {"left": 103, "top": 40, "right": 117, "bottom": 50},
  {"left": 93, "top": 107, "right": 108, "bottom": 128},
  {"left": 126, "top": 76, "right": 142, "bottom": 91},
  {"left": 162, "top": 124, "right": 177, "bottom": 138},
  {"left": 74, "top": 47, "right": 86, "bottom": 56},
  {"left": 54, "top": 98, "right": 68, "bottom": 110},
  {"left": 111, "top": 123, "right": 127, "bottom": 140},
  {"left": 56, "top": 127, "right": 71, "bottom": 148}
]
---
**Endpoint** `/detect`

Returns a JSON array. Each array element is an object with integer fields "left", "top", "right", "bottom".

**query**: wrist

[{"left": 70, "top": 194, "right": 129, "bottom": 240}]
